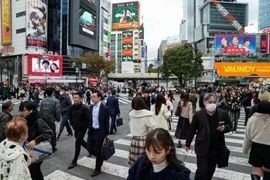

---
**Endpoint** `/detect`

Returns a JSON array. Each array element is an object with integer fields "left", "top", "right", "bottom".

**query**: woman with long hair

[
  {"left": 128, "top": 97, "right": 156, "bottom": 166},
  {"left": 228, "top": 90, "right": 241, "bottom": 134},
  {"left": 151, "top": 94, "right": 171, "bottom": 130},
  {"left": 243, "top": 101, "right": 270, "bottom": 180},
  {"left": 189, "top": 89, "right": 198, "bottom": 113},
  {"left": 217, "top": 90, "right": 230, "bottom": 111},
  {"left": 128, "top": 128, "right": 191, "bottom": 179},
  {"left": 175, "top": 93, "right": 193, "bottom": 148}
]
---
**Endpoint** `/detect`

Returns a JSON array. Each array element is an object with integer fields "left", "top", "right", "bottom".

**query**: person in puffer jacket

[{"left": 0, "top": 117, "right": 32, "bottom": 180}]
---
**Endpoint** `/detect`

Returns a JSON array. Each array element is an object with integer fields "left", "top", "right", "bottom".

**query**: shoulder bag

[{"left": 102, "top": 138, "right": 115, "bottom": 160}]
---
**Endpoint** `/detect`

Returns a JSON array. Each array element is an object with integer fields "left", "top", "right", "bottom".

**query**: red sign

[
  {"left": 28, "top": 54, "right": 63, "bottom": 76},
  {"left": 0, "top": 45, "right": 14, "bottom": 54}
]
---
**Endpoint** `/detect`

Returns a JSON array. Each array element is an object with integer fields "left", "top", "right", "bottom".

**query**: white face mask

[
  {"left": 205, "top": 103, "right": 217, "bottom": 112},
  {"left": 60, "top": 92, "right": 64, "bottom": 95}
]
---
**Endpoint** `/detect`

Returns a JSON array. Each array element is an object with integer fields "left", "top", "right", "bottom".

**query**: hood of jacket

[
  {"left": 251, "top": 113, "right": 270, "bottom": 123},
  {"left": 0, "top": 139, "right": 31, "bottom": 165},
  {"left": 129, "top": 109, "right": 153, "bottom": 118}
]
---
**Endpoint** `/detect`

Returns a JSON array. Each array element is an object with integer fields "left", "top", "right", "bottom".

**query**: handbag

[
  {"left": 116, "top": 117, "right": 123, "bottom": 127},
  {"left": 24, "top": 140, "right": 53, "bottom": 164},
  {"left": 102, "top": 138, "right": 115, "bottom": 160},
  {"left": 218, "top": 145, "right": 230, "bottom": 168}
]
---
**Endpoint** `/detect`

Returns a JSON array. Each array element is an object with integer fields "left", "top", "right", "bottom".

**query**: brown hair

[
  {"left": 5, "top": 117, "right": 28, "bottom": 142},
  {"left": 131, "top": 96, "right": 149, "bottom": 110}
]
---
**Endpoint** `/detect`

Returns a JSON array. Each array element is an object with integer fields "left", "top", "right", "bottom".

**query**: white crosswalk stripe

[
  {"left": 45, "top": 109, "right": 251, "bottom": 180},
  {"left": 103, "top": 96, "right": 131, "bottom": 105},
  {"left": 0, "top": 98, "right": 22, "bottom": 106}
]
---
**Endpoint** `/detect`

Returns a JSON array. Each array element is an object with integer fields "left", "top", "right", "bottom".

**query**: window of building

[
  {"left": 16, "top": 11, "right": 26, "bottom": 17},
  {"left": 16, "top": 28, "right": 26, "bottom": 34}
]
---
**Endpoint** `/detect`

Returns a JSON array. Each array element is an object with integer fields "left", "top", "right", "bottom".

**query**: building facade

[{"left": 258, "top": 0, "right": 270, "bottom": 31}]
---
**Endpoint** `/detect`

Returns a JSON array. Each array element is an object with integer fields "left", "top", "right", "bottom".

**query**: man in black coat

[
  {"left": 68, "top": 92, "right": 90, "bottom": 169},
  {"left": 88, "top": 91, "right": 110, "bottom": 177},
  {"left": 0, "top": 100, "right": 14, "bottom": 142},
  {"left": 185, "top": 93, "right": 232, "bottom": 180},
  {"left": 106, "top": 89, "right": 120, "bottom": 134}
]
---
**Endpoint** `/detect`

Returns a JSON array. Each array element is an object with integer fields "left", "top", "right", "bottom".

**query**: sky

[{"left": 111, "top": 0, "right": 259, "bottom": 60}]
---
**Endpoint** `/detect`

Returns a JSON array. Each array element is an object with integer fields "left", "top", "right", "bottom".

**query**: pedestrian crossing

[
  {"left": 45, "top": 109, "right": 251, "bottom": 180},
  {"left": 0, "top": 98, "right": 22, "bottom": 106},
  {"left": 102, "top": 96, "right": 132, "bottom": 105}
]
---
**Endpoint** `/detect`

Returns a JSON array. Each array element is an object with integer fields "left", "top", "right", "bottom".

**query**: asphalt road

[{"left": 7, "top": 95, "right": 251, "bottom": 180}]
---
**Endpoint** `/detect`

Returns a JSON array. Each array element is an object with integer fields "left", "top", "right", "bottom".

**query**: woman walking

[
  {"left": 228, "top": 90, "right": 241, "bottom": 134},
  {"left": 242, "top": 101, "right": 270, "bottom": 180},
  {"left": 128, "top": 97, "right": 156, "bottom": 166},
  {"left": 151, "top": 94, "right": 171, "bottom": 130},
  {"left": 175, "top": 93, "right": 193, "bottom": 148}
]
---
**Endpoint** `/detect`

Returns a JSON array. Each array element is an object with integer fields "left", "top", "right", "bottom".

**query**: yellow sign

[{"left": 1, "top": 0, "right": 11, "bottom": 45}]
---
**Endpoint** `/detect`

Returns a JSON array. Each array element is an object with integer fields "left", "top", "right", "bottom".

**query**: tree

[
  {"left": 72, "top": 52, "right": 115, "bottom": 85},
  {"left": 161, "top": 46, "right": 203, "bottom": 87}
]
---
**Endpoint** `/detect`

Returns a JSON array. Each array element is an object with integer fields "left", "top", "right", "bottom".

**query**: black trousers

[
  {"left": 46, "top": 120, "right": 56, "bottom": 150},
  {"left": 73, "top": 128, "right": 88, "bottom": 162},
  {"left": 30, "top": 161, "right": 44, "bottom": 180},
  {"left": 244, "top": 107, "right": 250, "bottom": 126},
  {"left": 110, "top": 114, "right": 117, "bottom": 133},
  {"left": 195, "top": 150, "right": 219, "bottom": 180},
  {"left": 87, "top": 129, "right": 105, "bottom": 170}
]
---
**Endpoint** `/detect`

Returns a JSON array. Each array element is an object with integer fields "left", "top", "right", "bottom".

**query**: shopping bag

[
  {"left": 102, "top": 138, "right": 115, "bottom": 160},
  {"left": 116, "top": 117, "right": 123, "bottom": 127},
  {"left": 24, "top": 140, "right": 53, "bottom": 164}
]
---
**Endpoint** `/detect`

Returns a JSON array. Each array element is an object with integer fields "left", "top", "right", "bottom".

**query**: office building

[{"left": 258, "top": 0, "right": 270, "bottom": 31}]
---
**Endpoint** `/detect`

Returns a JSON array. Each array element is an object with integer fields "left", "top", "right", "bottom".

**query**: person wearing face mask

[
  {"left": 185, "top": 93, "right": 232, "bottom": 180},
  {"left": 57, "top": 87, "right": 73, "bottom": 139}
]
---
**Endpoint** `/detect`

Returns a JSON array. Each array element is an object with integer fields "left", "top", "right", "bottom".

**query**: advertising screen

[
  {"left": 1, "top": 0, "right": 11, "bottom": 45},
  {"left": 260, "top": 35, "right": 270, "bottom": 54},
  {"left": 167, "top": 35, "right": 182, "bottom": 45},
  {"left": 122, "top": 30, "right": 133, "bottom": 61},
  {"left": 112, "top": 1, "right": 140, "bottom": 30},
  {"left": 215, "top": 34, "right": 256, "bottom": 54},
  {"left": 79, "top": 7, "right": 96, "bottom": 39},
  {"left": 26, "top": 0, "right": 47, "bottom": 51},
  {"left": 215, "top": 62, "right": 270, "bottom": 77},
  {"left": 28, "top": 54, "right": 63, "bottom": 76}
]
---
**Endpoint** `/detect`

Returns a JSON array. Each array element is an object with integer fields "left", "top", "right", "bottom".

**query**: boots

[
  {"left": 251, "top": 174, "right": 261, "bottom": 180},
  {"left": 263, "top": 171, "right": 270, "bottom": 180},
  {"left": 177, "top": 141, "right": 182, "bottom": 148}
]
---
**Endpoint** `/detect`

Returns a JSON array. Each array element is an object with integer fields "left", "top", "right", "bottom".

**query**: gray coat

[{"left": 40, "top": 96, "right": 61, "bottom": 122}]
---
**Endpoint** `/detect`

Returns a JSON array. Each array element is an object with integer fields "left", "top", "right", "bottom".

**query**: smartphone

[{"left": 219, "top": 121, "right": 225, "bottom": 126}]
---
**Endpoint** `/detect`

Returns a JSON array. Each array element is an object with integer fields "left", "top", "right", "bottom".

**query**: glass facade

[
  {"left": 259, "top": 0, "right": 270, "bottom": 30},
  {"left": 111, "top": 33, "right": 122, "bottom": 73},
  {"left": 187, "top": 0, "right": 195, "bottom": 42}
]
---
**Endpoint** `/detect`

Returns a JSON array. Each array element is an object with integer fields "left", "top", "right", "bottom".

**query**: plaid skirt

[{"left": 128, "top": 136, "right": 146, "bottom": 167}]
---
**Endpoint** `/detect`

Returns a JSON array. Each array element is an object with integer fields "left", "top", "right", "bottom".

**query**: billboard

[
  {"left": 1, "top": 0, "right": 11, "bottom": 45},
  {"left": 260, "top": 35, "right": 270, "bottom": 54},
  {"left": 215, "top": 34, "right": 256, "bottom": 54},
  {"left": 167, "top": 35, "right": 182, "bottom": 45},
  {"left": 112, "top": 1, "right": 140, "bottom": 30},
  {"left": 26, "top": 0, "right": 47, "bottom": 50},
  {"left": 122, "top": 30, "right": 133, "bottom": 61},
  {"left": 215, "top": 62, "right": 270, "bottom": 77},
  {"left": 28, "top": 54, "right": 63, "bottom": 76},
  {"left": 79, "top": 7, "right": 96, "bottom": 39}
]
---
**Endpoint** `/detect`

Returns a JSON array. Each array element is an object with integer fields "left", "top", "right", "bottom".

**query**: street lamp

[
  {"left": 75, "top": 66, "right": 79, "bottom": 88},
  {"left": 184, "top": 43, "right": 198, "bottom": 89}
]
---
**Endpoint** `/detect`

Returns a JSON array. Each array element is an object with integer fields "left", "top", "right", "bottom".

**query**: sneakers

[{"left": 66, "top": 134, "right": 73, "bottom": 137}]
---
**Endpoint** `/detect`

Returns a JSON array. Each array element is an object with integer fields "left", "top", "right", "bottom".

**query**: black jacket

[
  {"left": 88, "top": 103, "right": 109, "bottom": 137},
  {"left": 69, "top": 103, "right": 89, "bottom": 130},
  {"left": 0, "top": 111, "right": 13, "bottom": 142},
  {"left": 106, "top": 95, "right": 120, "bottom": 115},
  {"left": 26, "top": 110, "right": 54, "bottom": 144},
  {"left": 60, "top": 93, "right": 72, "bottom": 115},
  {"left": 128, "top": 152, "right": 191, "bottom": 180},
  {"left": 40, "top": 96, "right": 61, "bottom": 122},
  {"left": 185, "top": 108, "right": 232, "bottom": 156}
]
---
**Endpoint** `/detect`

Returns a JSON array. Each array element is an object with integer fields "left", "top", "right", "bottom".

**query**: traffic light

[{"left": 214, "top": 70, "right": 218, "bottom": 77}]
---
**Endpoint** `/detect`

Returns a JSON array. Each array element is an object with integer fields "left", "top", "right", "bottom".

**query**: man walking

[
  {"left": 88, "top": 91, "right": 110, "bottom": 177},
  {"left": 106, "top": 90, "right": 120, "bottom": 134},
  {"left": 0, "top": 100, "right": 14, "bottom": 142},
  {"left": 40, "top": 87, "right": 61, "bottom": 152},
  {"left": 68, "top": 92, "right": 90, "bottom": 169},
  {"left": 57, "top": 87, "right": 73, "bottom": 139},
  {"left": 185, "top": 93, "right": 232, "bottom": 180}
]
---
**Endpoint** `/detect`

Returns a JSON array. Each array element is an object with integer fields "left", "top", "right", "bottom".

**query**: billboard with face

[
  {"left": 1, "top": 0, "right": 11, "bottom": 45},
  {"left": 112, "top": 1, "right": 140, "bottom": 30},
  {"left": 28, "top": 54, "right": 63, "bottom": 76},
  {"left": 26, "top": 0, "right": 47, "bottom": 52},
  {"left": 79, "top": 7, "right": 96, "bottom": 39},
  {"left": 215, "top": 34, "right": 256, "bottom": 55}
]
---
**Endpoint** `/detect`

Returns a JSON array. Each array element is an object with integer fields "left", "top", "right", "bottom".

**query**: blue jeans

[{"left": 59, "top": 114, "right": 73, "bottom": 135}]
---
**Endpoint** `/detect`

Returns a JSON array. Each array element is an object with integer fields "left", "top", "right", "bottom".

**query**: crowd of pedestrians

[{"left": 0, "top": 84, "right": 269, "bottom": 179}]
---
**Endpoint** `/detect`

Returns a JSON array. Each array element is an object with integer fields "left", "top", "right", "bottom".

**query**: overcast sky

[{"left": 111, "top": 0, "right": 259, "bottom": 60}]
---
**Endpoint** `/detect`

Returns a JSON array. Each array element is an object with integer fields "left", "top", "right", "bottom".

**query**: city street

[{"left": 5, "top": 95, "right": 251, "bottom": 180}]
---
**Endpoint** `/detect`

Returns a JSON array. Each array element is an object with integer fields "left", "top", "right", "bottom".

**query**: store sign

[
  {"left": 1, "top": 0, "right": 12, "bottom": 45},
  {"left": 0, "top": 45, "right": 15, "bottom": 54}
]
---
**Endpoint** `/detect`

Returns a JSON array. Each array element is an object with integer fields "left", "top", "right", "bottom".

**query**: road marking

[
  {"left": 77, "top": 157, "right": 128, "bottom": 178},
  {"left": 44, "top": 170, "right": 85, "bottom": 180},
  {"left": 118, "top": 99, "right": 129, "bottom": 104},
  {"left": 118, "top": 97, "right": 131, "bottom": 103}
]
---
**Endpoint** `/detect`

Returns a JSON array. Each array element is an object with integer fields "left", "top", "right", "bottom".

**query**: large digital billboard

[
  {"left": 122, "top": 30, "right": 133, "bottom": 61},
  {"left": 1, "top": 0, "right": 11, "bottom": 45},
  {"left": 112, "top": 1, "right": 140, "bottom": 30},
  {"left": 79, "top": 7, "right": 96, "bottom": 39},
  {"left": 26, "top": 0, "right": 47, "bottom": 50},
  {"left": 215, "top": 34, "right": 256, "bottom": 54},
  {"left": 28, "top": 54, "right": 63, "bottom": 76},
  {"left": 167, "top": 35, "right": 182, "bottom": 45}
]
